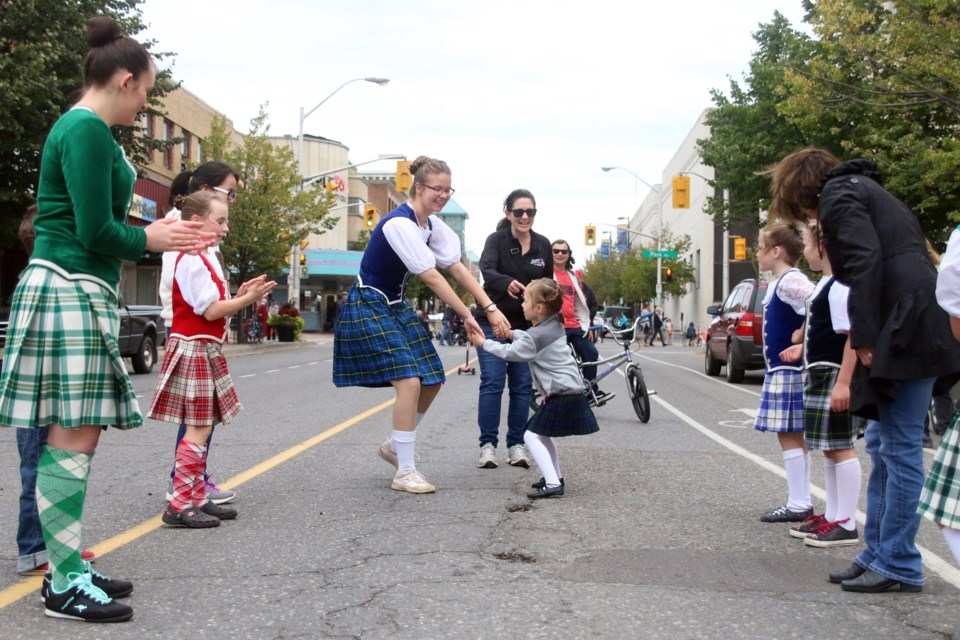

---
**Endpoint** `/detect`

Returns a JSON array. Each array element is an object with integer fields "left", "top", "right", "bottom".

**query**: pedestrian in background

[
  {"left": 685, "top": 322, "right": 697, "bottom": 346},
  {"left": 0, "top": 16, "right": 214, "bottom": 622},
  {"left": 158, "top": 161, "right": 241, "bottom": 507},
  {"left": 646, "top": 307, "right": 667, "bottom": 346},
  {"left": 150, "top": 191, "right": 275, "bottom": 527},
  {"left": 767, "top": 147, "right": 960, "bottom": 592},
  {"left": 470, "top": 279, "right": 598, "bottom": 499},
  {"left": 333, "top": 156, "right": 508, "bottom": 494},
  {"left": 753, "top": 223, "right": 815, "bottom": 525},
  {"left": 917, "top": 221, "right": 960, "bottom": 568},
  {"left": 779, "top": 222, "right": 863, "bottom": 548},
  {"left": 552, "top": 240, "right": 613, "bottom": 404},
  {"left": 440, "top": 303, "right": 455, "bottom": 345},
  {"left": 475, "top": 188, "right": 553, "bottom": 469}
]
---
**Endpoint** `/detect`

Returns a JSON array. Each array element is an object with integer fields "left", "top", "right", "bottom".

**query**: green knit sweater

[{"left": 34, "top": 107, "right": 147, "bottom": 287}]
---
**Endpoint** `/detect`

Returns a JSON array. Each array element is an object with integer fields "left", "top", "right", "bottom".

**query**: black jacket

[
  {"left": 477, "top": 226, "right": 553, "bottom": 329},
  {"left": 819, "top": 160, "right": 960, "bottom": 414}
]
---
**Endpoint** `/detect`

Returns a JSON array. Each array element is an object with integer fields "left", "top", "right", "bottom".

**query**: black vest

[{"left": 804, "top": 277, "right": 847, "bottom": 367}]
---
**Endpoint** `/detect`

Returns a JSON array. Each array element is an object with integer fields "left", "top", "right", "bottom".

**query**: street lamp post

[
  {"left": 602, "top": 166, "right": 663, "bottom": 309},
  {"left": 290, "top": 77, "right": 389, "bottom": 308}
]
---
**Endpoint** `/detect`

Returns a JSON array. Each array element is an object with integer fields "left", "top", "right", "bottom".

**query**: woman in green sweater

[{"left": 0, "top": 17, "right": 213, "bottom": 623}]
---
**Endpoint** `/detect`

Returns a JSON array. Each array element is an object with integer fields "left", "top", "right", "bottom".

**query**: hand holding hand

[
  {"left": 486, "top": 309, "right": 511, "bottom": 339},
  {"left": 465, "top": 317, "right": 485, "bottom": 347}
]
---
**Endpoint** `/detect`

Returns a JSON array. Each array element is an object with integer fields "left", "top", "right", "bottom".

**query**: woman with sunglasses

[
  {"left": 158, "top": 161, "right": 240, "bottom": 508},
  {"left": 551, "top": 240, "right": 613, "bottom": 404},
  {"left": 475, "top": 189, "right": 554, "bottom": 469},
  {"left": 334, "top": 156, "right": 507, "bottom": 493}
]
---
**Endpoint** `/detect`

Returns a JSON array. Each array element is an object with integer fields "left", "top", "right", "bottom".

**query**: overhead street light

[{"left": 601, "top": 166, "right": 664, "bottom": 309}]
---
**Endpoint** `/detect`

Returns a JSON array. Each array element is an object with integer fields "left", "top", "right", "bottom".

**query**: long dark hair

[
  {"left": 496, "top": 188, "right": 536, "bottom": 231},
  {"left": 168, "top": 161, "right": 238, "bottom": 207},
  {"left": 82, "top": 16, "right": 151, "bottom": 89}
]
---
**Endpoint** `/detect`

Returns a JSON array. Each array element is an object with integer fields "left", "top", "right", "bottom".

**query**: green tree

[
  {"left": 0, "top": 0, "right": 177, "bottom": 246},
  {"left": 202, "top": 107, "right": 336, "bottom": 288},
  {"left": 582, "top": 232, "right": 693, "bottom": 307}
]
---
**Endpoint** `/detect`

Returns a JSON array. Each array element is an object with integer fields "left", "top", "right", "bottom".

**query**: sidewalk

[{"left": 159, "top": 331, "right": 332, "bottom": 359}]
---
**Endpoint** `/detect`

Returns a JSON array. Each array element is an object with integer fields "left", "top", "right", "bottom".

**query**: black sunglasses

[
  {"left": 553, "top": 248, "right": 569, "bottom": 255},
  {"left": 510, "top": 208, "right": 537, "bottom": 218}
]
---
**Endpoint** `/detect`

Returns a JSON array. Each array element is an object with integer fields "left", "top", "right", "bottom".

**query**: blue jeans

[
  {"left": 565, "top": 328, "right": 599, "bottom": 391},
  {"left": 855, "top": 376, "right": 934, "bottom": 585},
  {"left": 440, "top": 325, "right": 453, "bottom": 346},
  {"left": 477, "top": 324, "right": 531, "bottom": 448},
  {"left": 16, "top": 427, "right": 48, "bottom": 572}
]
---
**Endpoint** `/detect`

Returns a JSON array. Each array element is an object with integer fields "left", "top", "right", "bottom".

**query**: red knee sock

[{"left": 171, "top": 440, "right": 207, "bottom": 511}]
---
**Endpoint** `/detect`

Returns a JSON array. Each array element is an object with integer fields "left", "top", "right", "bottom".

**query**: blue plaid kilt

[
  {"left": 803, "top": 366, "right": 866, "bottom": 450},
  {"left": 526, "top": 393, "right": 599, "bottom": 438},
  {"left": 754, "top": 370, "right": 804, "bottom": 433},
  {"left": 918, "top": 412, "right": 960, "bottom": 529},
  {"left": 333, "top": 285, "right": 445, "bottom": 388}
]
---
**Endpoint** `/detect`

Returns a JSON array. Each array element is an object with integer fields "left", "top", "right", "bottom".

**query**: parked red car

[{"left": 704, "top": 278, "right": 767, "bottom": 383}]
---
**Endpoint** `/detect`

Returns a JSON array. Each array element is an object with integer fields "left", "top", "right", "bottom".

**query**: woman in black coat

[{"left": 768, "top": 148, "right": 960, "bottom": 593}]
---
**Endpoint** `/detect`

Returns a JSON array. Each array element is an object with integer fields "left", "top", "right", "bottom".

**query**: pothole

[
  {"left": 494, "top": 551, "right": 536, "bottom": 563},
  {"left": 507, "top": 503, "right": 533, "bottom": 513}
]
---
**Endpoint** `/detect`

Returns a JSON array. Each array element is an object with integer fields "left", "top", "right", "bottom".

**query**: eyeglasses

[
  {"left": 421, "top": 184, "right": 456, "bottom": 196},
  {"left": 510, "top": 208, "right": 537, "bottom": 218},
  {"left": 211, "top": 186, "right": 238, "bottom": 203},
  {"left": 552, "top": 248, "right": 569, "bottom": 255}
]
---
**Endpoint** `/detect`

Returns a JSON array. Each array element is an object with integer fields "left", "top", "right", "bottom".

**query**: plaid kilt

[
  {"left": 918, "top": 412, "right": 960, "bottom": 529},
  {"left": 754, "top": 370, "right": 804, "bottom": 433},
  {"left": 333, "top": 285, "right": 444, "bottom": 388},
  {"left": 0, "top": 264, "right": 142, "bottom": 430},
  {"left": 525, "top": 393, "right": 599, "bottom": 437},
  {"left": 148, "top": 337, "right": 241, "bottom": 427},
  {"left": 803, "top": 366, "right": 866, "bottom": 450}
]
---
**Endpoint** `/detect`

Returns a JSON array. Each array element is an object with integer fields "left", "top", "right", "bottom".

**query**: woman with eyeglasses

[
  {"left": 551, "top": 240, "right": 612, "bottom": 404},
  {"left": 334, "top": 156, "right": 507, "bottom": 494},
  {"left": 158, "top": 161, "right": 241, "bottom": 508},
  {"left": 475, "top": 189, "right": 554, "bottom": 470}
]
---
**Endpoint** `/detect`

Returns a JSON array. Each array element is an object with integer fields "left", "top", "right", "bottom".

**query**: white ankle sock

[
  {"left": 823, "top": 458, "right": 837, "bottom": 521},
  {"left": 524, "top": 431, "right": 560, "bottom": 486},
  {"left": 834, "top": 458, "right": 861, "bottom": 531},
  {"left": 392, "top": 430, "right": 416, "bottom": 473},
  {"left": 943, "top": 527, "right": 960, "bottom": 567},
  {"left": 783, "top": 448, "right": 810, "bottom": 511}
]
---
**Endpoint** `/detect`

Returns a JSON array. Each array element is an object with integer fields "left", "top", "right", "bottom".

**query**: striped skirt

[
  {"left": 525, "top": 393, "right": 599, "bottom": 438},
  {"left": 803, "top": 366, "right": 865, "bottom": 451},
  {"left": 918, "top": 413, "right": 960, "bottom": 529},
  {"left": 333, "top": 285, "right": 444, "bottom": 388},
  {"left": 754, "top": 370, "right": 804, "bottom": 433},
  {"left": 148, "top": 337, "right": 241, "bottom": 427},
  {"left": 0, "top": 262, "right": 142, "bottom": 430}
]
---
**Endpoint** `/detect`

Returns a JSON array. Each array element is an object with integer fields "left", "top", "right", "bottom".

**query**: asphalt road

[{"left": 0, "top": 339, "right": 958, "bottom": 639}]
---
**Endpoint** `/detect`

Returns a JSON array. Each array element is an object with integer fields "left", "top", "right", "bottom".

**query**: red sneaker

[{"left": 18, "top": 550, "right": 96, "bottom": 576}]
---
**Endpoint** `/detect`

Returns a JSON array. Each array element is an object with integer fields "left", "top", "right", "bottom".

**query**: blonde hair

[
  {"left": 409, "top": 155, "right": 451, "bottom": 196},
  {"left": 524, "top": 278, "right": 564, "bottom": 321},
  {"left": 759, "top": 222, "right": 804, "bottom": 265},
  {"left": 177, "top": 190, "right": 218, "bottom": 220}
]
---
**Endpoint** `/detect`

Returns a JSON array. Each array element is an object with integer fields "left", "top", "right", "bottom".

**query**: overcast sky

[{"left": 141, "top": 0, "right": 808, "bottom": 261}]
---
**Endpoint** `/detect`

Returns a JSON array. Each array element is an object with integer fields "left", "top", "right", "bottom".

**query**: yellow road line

[{"left": 0, "top": 359, "right": 474, "bottom": 610}]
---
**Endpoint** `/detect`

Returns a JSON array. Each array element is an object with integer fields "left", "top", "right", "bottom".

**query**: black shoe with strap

[
  {"left": 531, "top": 477, "right": 565, "bottom": 490},
  {"left": 527, "top": 484, "right": 564, "bottom": 499}
]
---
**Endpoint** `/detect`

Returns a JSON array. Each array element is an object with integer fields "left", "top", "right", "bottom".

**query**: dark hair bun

[
  {"left": 408, "top": 155, "right": 431, "bottom": 176},
  {"left": 85, "top": 16, "right": 124, "bottom": 48}
]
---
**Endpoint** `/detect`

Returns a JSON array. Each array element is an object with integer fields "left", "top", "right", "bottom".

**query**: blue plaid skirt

[
  {"left": 526, "top": 393, "right": 599, "bottom": 437},
  {"left": 333, "top": 285, "right": 445, "bottom": 388},
  {"left": 754, "top": 370, "right": 804, "bottom": 433}
]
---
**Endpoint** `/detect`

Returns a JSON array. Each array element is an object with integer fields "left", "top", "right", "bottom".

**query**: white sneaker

[
  {"left": 478, "top": 443, "right": 498, "bottom": 468},
  {"left": 376, "top": 441, "right": 398, "bottom": 470},
  {"left": 390, "top": 470, "right": 436, "bottom": 494},
  {"left": 507, "top": 444, "right": 531, "bottom": 468}
]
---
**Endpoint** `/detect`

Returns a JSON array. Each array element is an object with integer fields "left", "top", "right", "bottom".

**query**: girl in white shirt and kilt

[
  {"left": 333, "top": 156, "right": 509, "bottom": 494},
  {"left": 148, "top": 191, "right": 275, "bottom": 528}
]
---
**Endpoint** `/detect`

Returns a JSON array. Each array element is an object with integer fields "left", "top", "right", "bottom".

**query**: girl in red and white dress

[{"left": 149, "top": 191, "right": 276, "bottom": 528}]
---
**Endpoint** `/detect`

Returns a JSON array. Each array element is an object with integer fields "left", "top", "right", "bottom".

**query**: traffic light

[
  {"left": 396, "top": 161, "right": 413, "bottom": 193},
  {"left": 672, "top": 175, "right": 690, "bottom": 209},
  {"left": 299, "top": 253, "right": 306, "bottom": 266},
  {"left": 364, "top": 204, "right": 378, "bottom": 228},
  {"left": 665, "top": 267, "right": 674, "bottom": 283},
  {"left": 585, "top": 225, "right": 597, "bottom": 246},
  {"left": 324, "top": 180, "right": 338, "bottom": 206},
  {"left": 734, "top": 237, "right": 747, "bottom": 261}
]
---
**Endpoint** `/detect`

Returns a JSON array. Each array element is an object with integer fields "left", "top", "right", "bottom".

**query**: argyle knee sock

[
  {"left": 189, "top": 443, "right": 211, "bottom": 507},
  {"left": 36, "top": 446, "right": 91, "bottom": 592},
  {"left": 171, "top": 440, "right": 206, "bottom": 511}
]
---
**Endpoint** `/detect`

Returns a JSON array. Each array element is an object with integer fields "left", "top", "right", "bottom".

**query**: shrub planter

[{"left": 275, "top": 324, "right": 295, "bottom": 342}]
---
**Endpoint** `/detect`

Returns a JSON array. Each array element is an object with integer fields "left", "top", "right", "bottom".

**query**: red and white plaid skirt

[{"left": 148, "top": 337, "right": 241, "bottom": 427}]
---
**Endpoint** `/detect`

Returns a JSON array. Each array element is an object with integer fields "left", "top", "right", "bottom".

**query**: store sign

[{"left": 129, "top": 194, "right": 157, "bottom": 222}]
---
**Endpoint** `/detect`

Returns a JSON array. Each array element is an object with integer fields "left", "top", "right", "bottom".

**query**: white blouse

[
  {"left": 174, "top": 254, "right": 226, "bottom": 316},
  {"left": 381, "top": 214, "right": 462, "bottom": 274}
]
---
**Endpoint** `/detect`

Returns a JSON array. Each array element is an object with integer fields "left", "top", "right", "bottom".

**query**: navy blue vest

[
  {"left": 357, "top": 203, "right": 431, "bottom": 303},
  {"left": 763, "top": 269, "right": 806, "bottom": 371},
  {"left": 804, "top": 277, "right": 846, "bottom": 367}
]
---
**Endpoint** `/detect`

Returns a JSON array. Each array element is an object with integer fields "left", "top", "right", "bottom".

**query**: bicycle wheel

[{"left": 625, "top": 364, "right": 651, "bottom": 423}]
